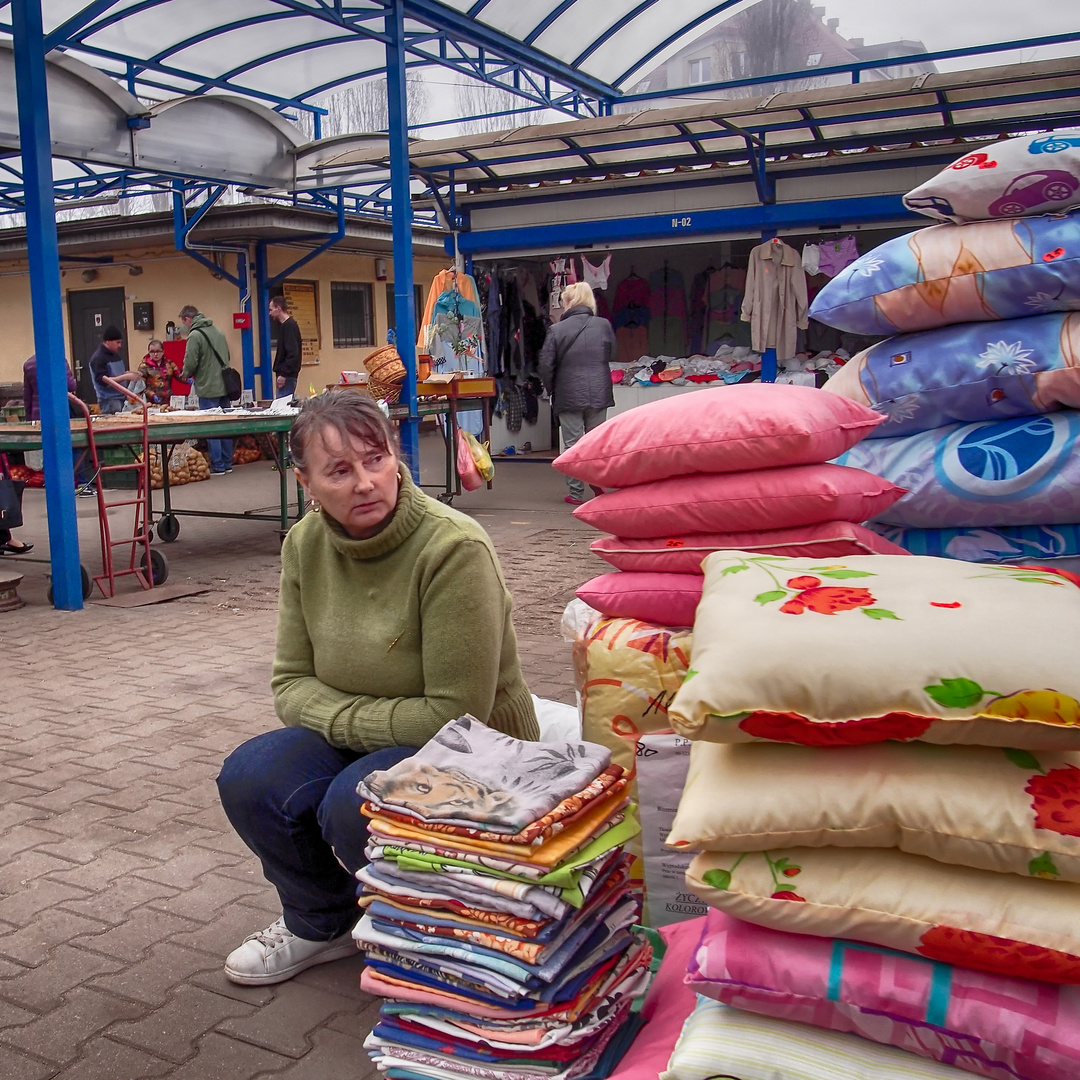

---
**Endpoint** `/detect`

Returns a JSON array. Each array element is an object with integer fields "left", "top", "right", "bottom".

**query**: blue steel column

[
  {"left": 385, "top": 0, "right": 420, "bottom": 477},
  {"left": 13, "top": 0, "right": 82, "bottom": 610},
  {"left": 237, "top": 248, "right": 255, "bottom": 393},
  {"left": 254, "top": 241, "right": 274, "bottom": 400},
  {"left": 760, "top": 228, "right": 778, "bottom": 385}
]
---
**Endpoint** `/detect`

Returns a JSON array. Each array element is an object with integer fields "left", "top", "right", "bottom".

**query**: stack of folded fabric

[
  {"left": 658, "top": 547, "right": 1080, "bottom": 1079},
  {"left": 353, "top": 716, "right": 653, "bottom": 1080},
  {"left": 557, "top": 383, "right": 909, "bottom": 629},
  {"left": 813, "top": 132, "right": 1080, "bottom": 572}
]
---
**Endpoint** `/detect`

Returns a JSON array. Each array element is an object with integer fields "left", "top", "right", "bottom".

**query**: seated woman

[{"left": 217, "top": 391, "right": 538, "bottom": 985}]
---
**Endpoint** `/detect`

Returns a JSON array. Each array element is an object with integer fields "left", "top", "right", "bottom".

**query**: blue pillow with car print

[{"left": 823, "top": 311, "right": 1080, "bottom": 438}]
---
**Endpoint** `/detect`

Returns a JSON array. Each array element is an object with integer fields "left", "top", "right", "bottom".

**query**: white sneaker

[{"left": 224, "top": 916, "right": 357, "bottom": 985}]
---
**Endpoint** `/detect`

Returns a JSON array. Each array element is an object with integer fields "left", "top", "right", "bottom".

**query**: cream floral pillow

[
  {"left": 668, "top": 740, "right": 1080, "bottom": 883},
  {"left": 661, "top": 996, "right": 965, "bottom": 1080},
  {"left": 671, "top": 552, "right": 1080, "bottom": 749},
  {"left": 687, "top": 847, "right": 1080, "bottom": 984}
]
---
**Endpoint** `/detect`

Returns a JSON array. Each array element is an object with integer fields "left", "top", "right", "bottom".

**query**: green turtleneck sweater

[{"left": 271, "top": 468, "right": 538, "bottom": 752}]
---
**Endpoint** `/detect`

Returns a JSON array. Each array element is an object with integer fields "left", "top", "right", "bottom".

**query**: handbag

[
  {"left": 0, "top": 454, "right": 25, "bottom": 532},
  {"left": 192, "top": 328, "right": 242, "bottom": 400}
]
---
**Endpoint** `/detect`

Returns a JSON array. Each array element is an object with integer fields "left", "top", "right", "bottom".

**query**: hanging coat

[{"left": 740, "top": 240, "right": 808, "bottom": 360}]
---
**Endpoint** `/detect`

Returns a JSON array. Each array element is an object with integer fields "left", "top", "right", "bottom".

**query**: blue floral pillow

[
  {"left": 824, "top": 311, "right": 1080, "bottom": 437},
  {"left": 810, "top": 211, "right": 1080, "bottom": 335},
  {"left": 835, "top": 411, "right": 1080, "bottom": 528}
]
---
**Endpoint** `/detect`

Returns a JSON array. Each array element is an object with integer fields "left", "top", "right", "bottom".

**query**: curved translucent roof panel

[{"left": 0, "top": 0, "right": 1075, "bottom": 125}]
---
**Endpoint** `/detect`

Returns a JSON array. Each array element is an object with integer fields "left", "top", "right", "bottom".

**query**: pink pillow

[
  {"left": 592, "top": 522, "right": 911, "bottom": 573},
  {"left": 553, "top": 384, "right": 883, "bottom": 487},
  {"left": 574, "top": 464, "right": 905, "bottom": 539},
  {"left": 577, "top": 572, "right": 703, "bottom": 627},
  {"left": 608, "top": 917, "right": 705, "bottom": 1080},
  {"left": 687, "top": 909, "right": 1080, "bottom": 1080}
]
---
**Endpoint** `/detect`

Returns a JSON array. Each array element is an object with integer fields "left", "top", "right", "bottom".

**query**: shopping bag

[
  {"left": 456, "top": 430, "right": 482, "bottom": 491},
  {"left": 0, "top": 456, "right": 25, "bottom": 531},
  {"left": 461, "top": 429, "right": 495, "bottom": 482}
]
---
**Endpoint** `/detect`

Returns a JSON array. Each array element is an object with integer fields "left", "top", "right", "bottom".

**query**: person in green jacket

[
  {"left": 216, "top": 390, "right": 539, "bottom": 985},
  {"left": 179, "top": 305, "right": 234, "bottom": 474}
]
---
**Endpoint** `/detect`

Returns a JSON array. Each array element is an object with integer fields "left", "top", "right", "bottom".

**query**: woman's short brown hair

[{"left": 289, "top": 390, "right": 400, "bottom": 472}]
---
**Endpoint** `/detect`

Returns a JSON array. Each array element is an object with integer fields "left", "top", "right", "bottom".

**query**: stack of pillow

[
  {"left": 557, "top": 383, "right": 910, "bottom": 629},
  {"left": 353, "top": 716, "right": 652, "bottom": 1080},
  {"left": 658, "top": 547, "right": 1080, "bottom": 1080},
  {"left": 813, "top": 131, "right": 1080, "bottom": 570}
]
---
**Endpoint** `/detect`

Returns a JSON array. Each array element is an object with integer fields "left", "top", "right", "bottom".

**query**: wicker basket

[{"left": 363, "top": 345, "right": 406, "bottom": 404}]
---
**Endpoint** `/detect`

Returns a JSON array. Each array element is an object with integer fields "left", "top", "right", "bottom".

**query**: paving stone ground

[{"left": 0, "top": 436, "right": 605, "bottom": 1078}]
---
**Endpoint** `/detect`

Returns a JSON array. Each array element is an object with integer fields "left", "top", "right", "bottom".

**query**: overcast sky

[{"left": 813, "top": 0, "right": 1076, "bottom": 67}]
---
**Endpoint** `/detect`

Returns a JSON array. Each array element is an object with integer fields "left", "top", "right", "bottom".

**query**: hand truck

[{"left": 67, "top": 378, "right": 168, "bottom": 599}]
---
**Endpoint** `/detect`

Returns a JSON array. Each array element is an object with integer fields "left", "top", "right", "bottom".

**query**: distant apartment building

[{"left": 625, "top": 0, "right": 936, "bottom": 107}]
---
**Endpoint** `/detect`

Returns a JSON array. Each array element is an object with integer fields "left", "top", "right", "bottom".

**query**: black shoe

[
  {"left": 76, "top": 485, "right": 98, "bottom": 498},
  {"left": 1, "top": 540, "right": 33, "bottom": 555}
]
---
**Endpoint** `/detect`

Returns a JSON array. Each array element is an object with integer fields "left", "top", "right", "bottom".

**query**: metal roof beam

[
  {"left": 42, "top": 0, "right": 129, "bottom": 51},
  {"left": 400, "top": 0, "right": 614, "bottom": 100}
]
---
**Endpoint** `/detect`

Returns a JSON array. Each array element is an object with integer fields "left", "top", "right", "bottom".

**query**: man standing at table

[
  {"left": 178, "top": 305, "right": 234, "bottom": 476},
  {"left": 270, "top": 295, "right": 302, "bottom": 400},
  {"left": 88, "top": 327, "right": 140, "bottom": 414}
]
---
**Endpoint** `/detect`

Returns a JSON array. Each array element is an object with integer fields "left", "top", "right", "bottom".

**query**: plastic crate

[{"left": 100, "top": 445, "right": 141, "bottom": 490}]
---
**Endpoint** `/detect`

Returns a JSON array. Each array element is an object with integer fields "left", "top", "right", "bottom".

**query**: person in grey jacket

[{"left": 538, "top": 282, "right": 617, "bottom": 504}]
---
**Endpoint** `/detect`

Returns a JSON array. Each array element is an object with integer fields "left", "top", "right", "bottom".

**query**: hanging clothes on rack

[
  {"left": 416, "top": 269, "right": 481, "bottom": 356},
  {"left": 647, "top": 264, "right": 687, "bottom": 357},
  {"left": 582, "top": 254, "right": 612, "bottom": 291},
  {"left": 548, "top": 257, "right": 578, "bottom": 322},
  {"left": 688, "top": 267, "right": 712, "bottom": 354},
  {"left": 816, "top": 235, "right": 859, "bottom": 277},
  {"left": 703, "top": 264, "right": 747, "bottom": 352},
  {"left": 741, "top": 238, "right": 808, "bottom": 361},
  {"left": 612, "top": 271, "right": 651, "bottom": 365}
]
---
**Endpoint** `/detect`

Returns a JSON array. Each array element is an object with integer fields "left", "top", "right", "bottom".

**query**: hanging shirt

[
  {"left": 581, "top": 255, "right": 612, "bottom": 291},
  {"left": 548, "top": 257, "right": 578, "bottom": 322},
  {"left": 417, "top": 270, "right": 480, "bottom": 354},
  {"left": 817, "top": 235, "right": 860, "bottom": 277}
]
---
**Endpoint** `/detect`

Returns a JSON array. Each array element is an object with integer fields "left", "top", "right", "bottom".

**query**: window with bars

[{"left": 330, "top": 281, "right": 374, "bottom": 348}]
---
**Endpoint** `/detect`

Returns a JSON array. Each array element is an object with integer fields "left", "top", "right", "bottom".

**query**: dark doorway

[{"left": 67, "top": 287, "right": 128, "bottom": 403}]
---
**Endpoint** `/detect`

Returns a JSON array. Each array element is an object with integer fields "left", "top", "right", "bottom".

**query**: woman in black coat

[{"left": 538, "top": 282, "right": 617, "bottom": 504}]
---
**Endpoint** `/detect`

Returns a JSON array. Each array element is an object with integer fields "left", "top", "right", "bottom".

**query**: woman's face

[
  {"left": 296, "top": 426, "right": 400, "bottom": 539},
  {"left": 146, "top": 343, "right": 165, "bottom": 366}
]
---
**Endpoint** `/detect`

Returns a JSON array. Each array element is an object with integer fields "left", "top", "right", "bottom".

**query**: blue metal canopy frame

[{"left": 5, "top": 0, "right": 1080, "bottom": 610}]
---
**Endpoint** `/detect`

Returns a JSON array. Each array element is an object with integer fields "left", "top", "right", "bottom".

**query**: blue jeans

[
  {"left": 217, "top": 727, "right": 416, "bottom": 940},
  {"left": 198, "top": 395, "right": 234, "bottom": 471},
  {"left": 98, "top": 398, "right": 125, "bottom": 415},
  {"left": 276, "top": 376, "right": 297, "bottom": 399}
]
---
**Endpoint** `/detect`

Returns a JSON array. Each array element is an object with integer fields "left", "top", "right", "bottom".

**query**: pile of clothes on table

[
  {"left": 774, "top": 348, "right": 849, "bottom": 387},
  {"left": 354, "top": 716, "right": 653, "bottom": 1080},
  {"left": 610, "top": 345, "right": 763, "bottom": 387}
]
